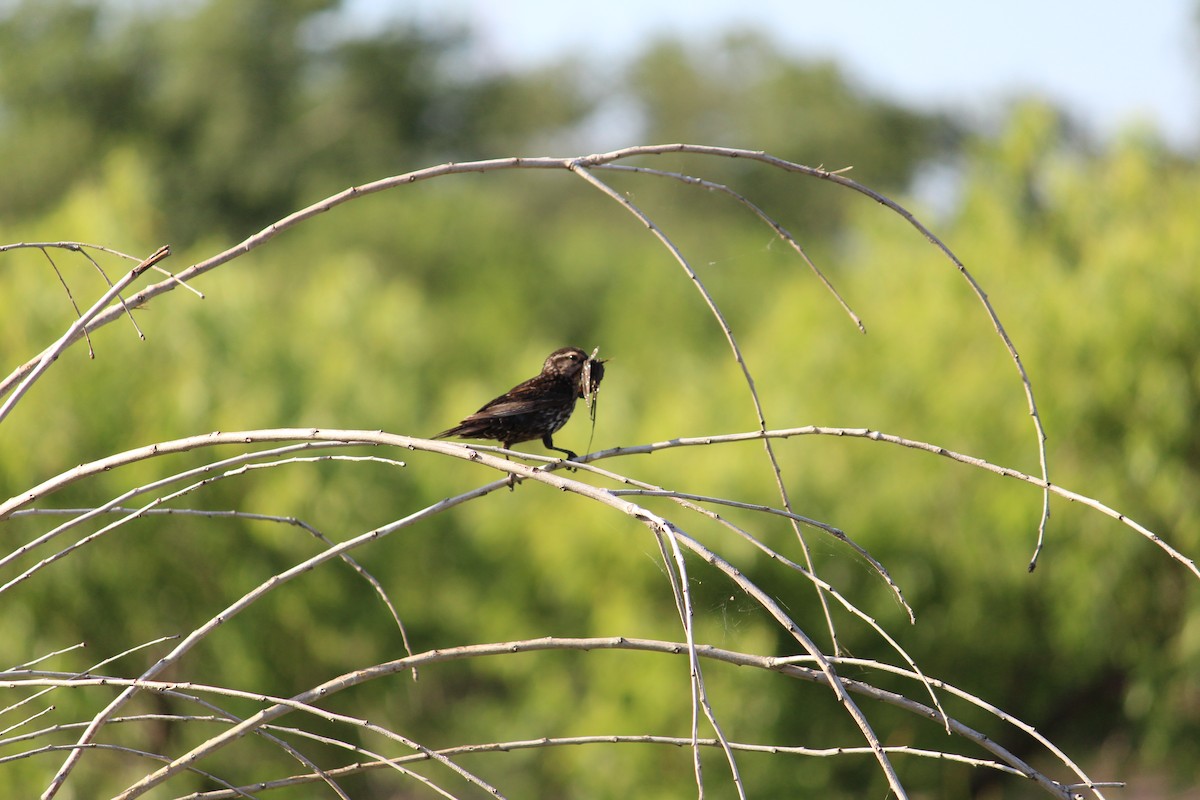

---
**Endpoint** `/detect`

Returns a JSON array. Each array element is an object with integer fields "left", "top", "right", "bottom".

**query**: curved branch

[
  {"left": 4, "top": 429, "right": 900, "bottom": 799},
  {"left": 2, "top": 636, "right": 1099, "bottom": 799}
]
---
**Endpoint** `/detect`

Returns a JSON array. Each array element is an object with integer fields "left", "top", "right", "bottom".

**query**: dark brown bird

[{"left": 435, "top": 347, "right": 605, "bottom": 460}]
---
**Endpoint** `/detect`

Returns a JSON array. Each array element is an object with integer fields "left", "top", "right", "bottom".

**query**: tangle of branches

[{"left": 0, "top": 144, "right": 1188, "bottom": 800}]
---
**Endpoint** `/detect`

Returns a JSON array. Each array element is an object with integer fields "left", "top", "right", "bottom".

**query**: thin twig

[
  {"left": 0, "top": 245, "right": 168, "bottom": 428},
  {"left": 0, "top": 742, "right": 249, "bottom": 796},
  {"left": 0, "top": 241, "right": 202, "bottom": 297},
  {"left": 8, "top": 500, "right": 419, "bottom": 673},
  {"left": 611, "top": 487, "right": 946, "bottom": 728},
  {"left": 181, "top": 737, "right": 1036, "bottom": 800},
  {"left": 592, "top": 162, "right": 865, "bottom": 332},
  {"left": 612, "top": 486, "right": 912, "bottom": 621},
  {"left": 586, "top": 427, "right": 1196, "bottom": 581},
  {"left": 72, "top": 246, "right": 145, "bottom": 340},
  {"left": 779, "top": 655, "right": 1113, "bottom": 799},
  {"left": 37, "top": 248, "right": 95, "bottom": 358},
  {"left": 9, "top": 643, "right": 87, "bottom": 672}
]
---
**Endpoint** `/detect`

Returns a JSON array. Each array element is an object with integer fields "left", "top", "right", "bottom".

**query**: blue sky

[{"left": 355, "top": 0, "right": 1199, "bottom": 149}]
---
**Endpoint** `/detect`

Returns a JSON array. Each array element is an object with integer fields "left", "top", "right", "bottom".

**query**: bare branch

[
  {"left": 0, "top": 245, "right": 169, "bottom": 427},
  {"left": 1, "top": 145, "right": 1172, "bottom": 798},
  {"left": 1, "top": 636, "right": 1103, "bottom": 799}
]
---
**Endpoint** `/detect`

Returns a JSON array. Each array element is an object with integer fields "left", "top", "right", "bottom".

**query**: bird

[{"left": 435, "top": 346, "right": 605, "bottom": 460}]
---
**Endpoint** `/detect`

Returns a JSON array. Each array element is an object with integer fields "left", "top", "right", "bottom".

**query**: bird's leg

[
  {"left": 543, "top": 435, "right": 578, "bottom": 462},
  {"left": 503, "top": 442, "right": 519, "bottom": 491}
]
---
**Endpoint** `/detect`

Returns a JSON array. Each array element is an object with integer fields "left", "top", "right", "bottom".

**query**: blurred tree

[
  {"left": 623, "top": 31, "right": 961, "bottom": 232},
  {"left": 0, "top": 0, "right": 596, "bottom": 243},
  {"left": 0, "top": 1, "right": 142, "bottom": 214}
]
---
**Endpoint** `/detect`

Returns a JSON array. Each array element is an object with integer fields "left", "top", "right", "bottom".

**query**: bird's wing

[
  {"left": 464, "top": 378, "right": 573, "bottom": 418},
  {"left": 466, "top": 393, "right": 566, "bottom": 420}
]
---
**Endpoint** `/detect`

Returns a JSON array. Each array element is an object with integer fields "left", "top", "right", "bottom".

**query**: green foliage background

[{"left": 1, "top": 2, "right": 1198, "bottom": 797}]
